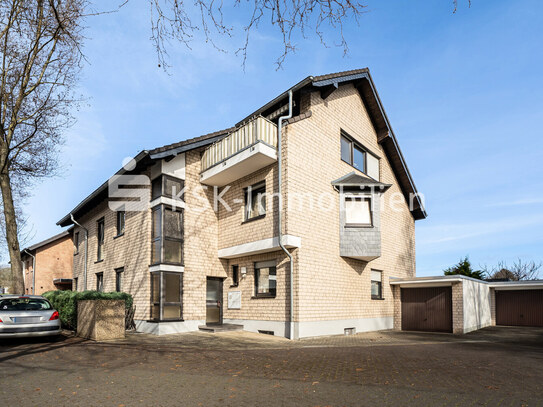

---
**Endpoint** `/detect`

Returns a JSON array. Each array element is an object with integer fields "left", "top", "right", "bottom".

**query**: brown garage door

[
  {"left": 401, "top": 287, "right": 452, "bottom": 332},
  {"left": 495, "top": 290, "right": 543, "bottom": 327}
]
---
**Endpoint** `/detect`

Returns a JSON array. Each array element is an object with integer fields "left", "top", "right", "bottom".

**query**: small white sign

[{"left": 228, "top": 291, "right": 241, "bottom": 309}]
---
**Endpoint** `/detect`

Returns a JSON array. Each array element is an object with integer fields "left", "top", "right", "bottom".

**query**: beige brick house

[
  {"left": 57, "top": 68, "right": 430, "bottom": 338},
  {"left": 21, "top": 229, "right": 74, "bottom": 295}
]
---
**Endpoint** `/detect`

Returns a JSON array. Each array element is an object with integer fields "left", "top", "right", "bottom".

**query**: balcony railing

[{"left": 201, "top": 116, "right": 277, "bottom": 172}]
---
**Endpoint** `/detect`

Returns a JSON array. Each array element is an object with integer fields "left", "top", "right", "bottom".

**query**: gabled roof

[
  {"left": 21, "top": 228, "right": 73, "bottom": 255},
  {"left": 58, "top": 68, "right": 427, "bottom": 226},
  {"left": 150, "top": 127, "right": 234, "bottom": 159}
]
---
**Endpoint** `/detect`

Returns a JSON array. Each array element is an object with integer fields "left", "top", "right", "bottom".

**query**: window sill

[
  {"left": 230, "top": 284, "right": 239, "bottom": 288},
  {"left": 242, "top": 214, "right": 266, "bottom": 224},
  {"left": 345, "top": 224, "right": 374, "bottom": 229},
  {"left": 113, "top": 233, "right": 125, "bottom": 240},
  {"left": 371, "top": 297, "right": 385, "bottom": 300},
  {"left": 251, "top": 295, "right": 276, "bottom": 299},
  {"left": 74, "top": 252, "right": 79, "bottom": 256},
  {"left": 94, "top": 259, "right": 104, "bottom": 264},
  {"left": 146, "top": 319, "right": 185, "bottom": 323},
  {"left": 148, "top": 262, "right": 185, "bottom": 267}
]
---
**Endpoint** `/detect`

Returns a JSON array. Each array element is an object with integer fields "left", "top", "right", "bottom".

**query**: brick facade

[
  {"left": 22, "top": 233, "right": 73, "bottom": 295},
  {"left": 66, "top": 74, "right": 422, "bottom": 338}
]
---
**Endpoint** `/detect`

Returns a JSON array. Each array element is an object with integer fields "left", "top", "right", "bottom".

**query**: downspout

[
  {"left": 277, "top": 90, "right": 295, "bottom": 339},
  {"left": 70, "top": 214, "right": 88, "bottom": 291},
  {"left": 23, "top": 249, "right": 36, "bottom": 295}
]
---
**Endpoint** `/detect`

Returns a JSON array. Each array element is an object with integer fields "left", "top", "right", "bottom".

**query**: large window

[
  {"left": 371, "top": 270, "right": 383, "bottom": 300},
  {"left": 245, "top": 182, "right": 266, "bottom": 221},
  {"left": 340, "top": 131, "right": 380, "bottom": 180},
  {"left": 344, "top": 196, "right": 373, "bottom": 227},
  {"left": 151, "top": 205, "right": 183, "bottom": 265},
  {"left": 96, "top": 272, "right": 104, "bottom": 292},
  {"left": 152, "top": 175, "right": 184, "bottom": 201},
  {"left": 254, "top": 261, "right": 276, "bottom": 298},
  {"left": 97, "top": 218, "right": 105, "bottom": 261},
  {"left": 151, "top": 271, "right": 183, "bottom": 321},
  {"left": 116, "top": 211, "right": 125, "bottom": 237}
]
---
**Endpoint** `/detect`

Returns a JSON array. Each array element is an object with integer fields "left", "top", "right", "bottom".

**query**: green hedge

[{"left": 42, "top": 290, "right": 133, "bottom": 330}]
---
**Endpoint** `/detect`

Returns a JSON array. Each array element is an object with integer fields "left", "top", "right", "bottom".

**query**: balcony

[{"left": 200, "top": 117, "right": 278, "bottom": 186}]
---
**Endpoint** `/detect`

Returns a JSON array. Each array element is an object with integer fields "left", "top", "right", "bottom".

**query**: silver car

[{"left": 0, "top": 295, "right": 61, "bottom": 338}]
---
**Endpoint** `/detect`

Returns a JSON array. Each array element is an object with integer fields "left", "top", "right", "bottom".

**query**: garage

[
  {"left": 401, "top": 287, "right": 452, "bottom": 333},
  {"left": 495, "top": 289, "right": 543, "bottom": 327}
]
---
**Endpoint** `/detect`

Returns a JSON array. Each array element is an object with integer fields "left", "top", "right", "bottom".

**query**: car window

[{"left": 0, "top": 298, "right": 53, "bottom": 311}]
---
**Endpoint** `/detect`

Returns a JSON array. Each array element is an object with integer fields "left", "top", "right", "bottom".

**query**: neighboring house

[{"left": 21, "top": 229, "right": 74, "bottom": 295}]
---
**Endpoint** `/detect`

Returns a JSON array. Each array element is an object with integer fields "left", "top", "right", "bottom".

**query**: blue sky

[{"left": 19, "top": 0, "right": 543, "bottom": 276}]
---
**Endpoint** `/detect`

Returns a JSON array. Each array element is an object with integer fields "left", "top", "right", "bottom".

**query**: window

[
  {"left": 340, "top": 136, "right": 351, "bottom": 163},
  {"left": 115, "top": 268, "right": 124, "bottom": 292},
  {"left": 231, "top": 265, "right": 239, "bottom": 287},
  {"left": 340, "top": 131, "right": 380, "bottom": 180},
  {"left": 151, "top": 205, "right": 183, "bottom": 265},
  {"left": 152, "top": 175, "right": 184, "bottom": 201},
  {"left": 371, "top": 270, "right": 383, "bottom": 300},
  {"left": 245, "top": 182, "right": 266, "bottom": 221},
  {"left": 97, "top": 218, "right": 105, "bottom": 261},
  {"left": 345, "top": 196, "right": 372, "bottom": 227},
  {"left": 151, "top": 271, "right": 183, "bottom": 321},
  {"left": 96, "top": 273, "right": 104, "bottom": 292},
  {"left": 254, "top": 261, "right": 276, "bottom": 297},
  {"left": 74, "top": 277, "right": 78, "bottom": 291},
  {"left": 74, "top": 232, "right": 79, "bottom": 255},
  {"left": 116, "top": 211, "right": 125, "bottom": 236}
]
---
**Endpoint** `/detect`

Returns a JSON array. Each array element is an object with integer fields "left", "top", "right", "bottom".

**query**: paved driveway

[{"left": 1, "top": 326, "right": 542, "bottom": 406}]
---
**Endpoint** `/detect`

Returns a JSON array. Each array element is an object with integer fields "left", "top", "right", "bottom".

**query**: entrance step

[{"left": 198, "top": 324, "right": 244, "bottom": 333}]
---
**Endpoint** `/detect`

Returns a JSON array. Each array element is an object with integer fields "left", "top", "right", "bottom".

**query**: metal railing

[{"left": 201, "top": 116, "right": 278, "bottom": 172}]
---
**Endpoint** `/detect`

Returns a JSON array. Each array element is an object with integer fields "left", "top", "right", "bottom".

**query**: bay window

[
  {"left": 151, "top": 205, "right": 183, "bottom": 265},
  {"left": 151, "top": 271, "right": 183, "bottom": 321},
  {"left": 345, "top": 196, "right": 373, "bottom": 227},
  {"left": 152, "top": 174, "right": 184, "bottom": 201}
]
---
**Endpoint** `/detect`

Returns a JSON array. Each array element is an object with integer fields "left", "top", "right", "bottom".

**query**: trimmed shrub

[{"left": 42, "top": 290, "right": 133, "bottom": 330}]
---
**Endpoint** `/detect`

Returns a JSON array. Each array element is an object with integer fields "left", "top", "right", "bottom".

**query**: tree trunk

[{"left": 0, "top": 170, "right": 24, "bottom": 294}]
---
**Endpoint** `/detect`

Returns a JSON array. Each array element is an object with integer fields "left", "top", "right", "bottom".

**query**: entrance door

[
  {"left": 401, "top": 287, "right": 453, "bottom": 333},
  {"left": 496, "top": 290, "right": 543, "bottom": 327},
  {"left": 206, "top": 277, "right": 223, "bottom": 325}
]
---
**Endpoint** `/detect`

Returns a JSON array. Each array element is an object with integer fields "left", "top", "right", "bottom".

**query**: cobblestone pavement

[{"left": 1, "top": 326, "right": 542, "bottom": 406}]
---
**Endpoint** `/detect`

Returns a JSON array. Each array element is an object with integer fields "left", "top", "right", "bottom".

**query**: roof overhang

[
  {"left": 56, "top": 150, "right": 149, "bottom": 227},
  {"left": 390, "top": 276, "right": 543, "bottom": 290}
]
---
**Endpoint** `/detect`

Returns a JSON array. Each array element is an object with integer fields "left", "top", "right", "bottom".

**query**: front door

[{"left": 206, "top": 277, "right": 223, "bottom": 325}]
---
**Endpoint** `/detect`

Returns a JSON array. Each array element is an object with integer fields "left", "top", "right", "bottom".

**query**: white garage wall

[{"left": 462, "top": 279, "right": 492, "bottom": 333}]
